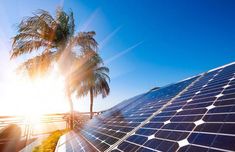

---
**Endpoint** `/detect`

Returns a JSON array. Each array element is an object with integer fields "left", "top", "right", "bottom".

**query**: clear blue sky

[{"left": 0, "top": 0, "right": 235, "bottom": 112}]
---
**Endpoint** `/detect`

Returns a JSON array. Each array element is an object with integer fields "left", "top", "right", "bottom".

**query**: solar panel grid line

[
  {"left": 108, "top": 93, "right": 153, "bottom": 117},
  {"left": 56, "top": 132, "right": 73, "bottom": 146},
  {"left": 69, "top": 134, "right": 76, "bottom": 151},
  {"left": 105, "top": 121, "right": 130, "bottom": 126},
  {"left": 206, "top": 77, "right": 231, "bottom": 83},
  {"left": 74, "top": 122, "right": 109, "bottom": 152},
  {"left": 209, "top": 91, "right": 235, "bottom": 98},
  {"left": 97, "top": 127, "right": 128, "bottom": 135},
  {"left": 112, "top": 94, "right": 146, "bottom": 109},
  {"left": 80, "top": 129, "right": 108, "bottom": 152},
  {"left": 98, "top": 95, "right": 177, "bottom": 129},
  {"left": 173, "top": 87, "right": 222, "bottom": 100},
  {"left": 187, "top": 83, "right": 208, "bottom": 88},
  {"left": 193, "top": 124, "right": 235, "bottom": 135},
  {"left": 196, "top": 83, "right": 226, "bottom": 92},
  {"left": 181, "top": 87, "right": 224, "bottom": 97},
  {"left": 160, "top": 103, "right": 235, "bottom": 114},
  {"left": 73, "top": 136, "right": 86, "bottom": 152},
  {"left": 130, "top": 133, "right": 231, "bottom": 152},
  {"left": 132, "top": 107, "right": 164, "bottom": 113},
  {"left": 104, "top": 121, "right": 143, "bottom": 127},
  {"left": 143, "top": 123, "right": 235, "bottom": 136},
  {"left": 86, "top": 125, "right": 126, "bottom": 140},
  {"left": 123, "top": 113, "right": 156, "bottom": 118},
  {"left": 139, "top": 101, "right": 169, "bottom": 108},
  {"left": 171, "top": 94, "right": 220, "bottom": 105},
  {"left": 76, "top": 132, "right": 101, "bottom": 152},
  {"left": 98, "top": 118, "right": 143, "bottom": 122},
  {"left": 194, "top": 75, "right": 229, "bottom": 83},
  {"left": 136, "top": 104, "right": 169, "bottom": 111},
  {"left": 186, "top": 79, "right": 224, "bottom": 90},
  {"left": 99, "top": 123, "right": 137, "bottom": 129},
  {"left": 135, "top": 127, "right": 235, "bottom": 137},
  {"left": 138, "top": 112, "right": 235, "bottom": 121},
  {"left": 120, "top": 131, "right": 232, "bottom": 152},
  {"left": 86, "top": 127, "right": 121, "bottom": 139},
  {"left": 215, "top": 99, "right": 235, "bottom": 106},
  {"left": 186, "top": 143, "right": 232, "bottom": 152},
  {"left": 147, "top": 109, "right": 235, "bottom": 120},
  {"left": 96, "top": 96, "right": 150, "bottom": 121},
  {"left": 56, "top": 131, "right": 98, "bottom": 152},
  {"left": 104, "top": 115, "right": 147, "bottom": 119},
  {"left": 79, "top": 135, "right": 98, "bottom": 151},
  {"left": 81, "top": 126, "right": 125, "bottom": 141},
  {"left": 198, "top": 82, "right": 231, "bottom": 89},
  {"left": 117, "top": 137, "right": 160, "bottom": 152},
  {"left": 192, "top": 90, "right": 224, "bottom": 99},
  {"left": 103, "top": 123, "right": 141, "bottom": 128},
  {"left": 147, "top": 114, "right": 235, "bottom": 123},
  {"left": 128, "top": 111, "right": 170, "bottom": 118},
  {"left": 175, "top": 67, "right": 235, "bottom": 151},
  {"left": 164, "top": 101, "right": 211, "bottom": 111},
  {"left": 115, "top": 140, "right": 160, "bottom": 152},
  {"left": 105, "top": 74, "right": 204, "bottom": 152}
]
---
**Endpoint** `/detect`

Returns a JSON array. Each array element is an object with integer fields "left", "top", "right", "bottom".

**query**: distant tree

[{"left": 67, "top": 51, "right": 110, "bottom": 119}]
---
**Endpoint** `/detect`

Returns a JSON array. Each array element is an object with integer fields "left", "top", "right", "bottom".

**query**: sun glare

[{"left": 1, "top": 64, "right": 69, "bottom": 118}]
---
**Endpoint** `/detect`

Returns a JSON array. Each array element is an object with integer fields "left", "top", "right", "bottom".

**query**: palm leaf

[{"left": 17, "top": 51, "right": 56, "bottom": 78}]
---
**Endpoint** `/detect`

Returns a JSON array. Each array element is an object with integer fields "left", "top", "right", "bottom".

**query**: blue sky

[{"left": 0, "top": 0, "right": 235, "bottom": 113}]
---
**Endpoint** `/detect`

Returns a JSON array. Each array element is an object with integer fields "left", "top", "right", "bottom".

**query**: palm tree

[
  {"left": 10, "top": 8, "right": 99, "bottom": 129},
  {"left": 67, "top": 51, "right": 110, "bottom": 119}
]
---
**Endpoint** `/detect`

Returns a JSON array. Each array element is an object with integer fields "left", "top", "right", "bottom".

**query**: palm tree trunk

[
  {"left": 67, "top": 92, "right": 74, "bottom": 130},
  {"left": 90, "top": 87, "right": 93, "bottom": 119}
]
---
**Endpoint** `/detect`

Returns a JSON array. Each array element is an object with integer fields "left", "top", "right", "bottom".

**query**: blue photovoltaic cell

[{"left": 56, "top": 62, "right": 235, "bottom": 152}]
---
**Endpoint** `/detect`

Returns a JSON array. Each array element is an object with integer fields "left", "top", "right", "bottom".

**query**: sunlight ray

[
  {"left": 99, "top": 25, "right": 123, "bottom": 49},
  {"left": 80, "top": 9, "right": 100, "bottom": 31},
  {"left": 104, "top": 41, "right": 144, "bottom": 64}
]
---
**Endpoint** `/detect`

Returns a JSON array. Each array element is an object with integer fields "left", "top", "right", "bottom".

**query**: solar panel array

[{"left": 55, "top": 62, "right": 235, "bottom": 152}]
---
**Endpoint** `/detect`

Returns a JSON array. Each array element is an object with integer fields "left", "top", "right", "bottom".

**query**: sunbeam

[
  {"left": 99, "top": 25, "right": 123, "bottom": 49},
  {"left": 105, "top": 41, "right": 144, "bottom": 64},
  {"left": 80, "top": 9, "right": 100, "bottom": 31}
]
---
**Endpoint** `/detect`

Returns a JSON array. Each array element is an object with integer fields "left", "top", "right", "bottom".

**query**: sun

[{"left": 1, "top": 64, "right": 70, "bottom": 117}]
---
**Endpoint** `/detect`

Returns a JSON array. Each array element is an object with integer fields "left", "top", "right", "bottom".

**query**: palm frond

[
  {"left": 17, "top": 51, "right": 56, "bottom": 78},
  {"left": 75, "top": 32, "right": 98, "bottom": 52},
  {"left": 13, "top": 32, "right": 41, "bottom": 45},
  {"left": 11, "top": 40, "right": 51, "bottom": 58},
  {"left": 93, "top": 78, "right": 110, "bottom": 98},
  {"left": 67, "top": 51, "right": 110, "bottom": 99},
  {"left": 68, "top": 10, "right": 75, "bottom": 37},
  {"left": 18, "top": 10, "right": 55, "bottom": 35}
]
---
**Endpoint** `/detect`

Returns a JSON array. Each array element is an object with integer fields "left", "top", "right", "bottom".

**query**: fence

[{"left": 0, "top": 112, "right": 102, "bottom": 143}]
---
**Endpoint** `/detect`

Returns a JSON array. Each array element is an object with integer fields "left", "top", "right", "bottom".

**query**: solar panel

[
  {"left": 75, "top": 76, "right": 197, "bottom": 152},
  {"left": 111, "top": 64, "right": 235, "bottom": 152},
  {"left": 56, "top": 62, "right": 235, "bottom": 152}
]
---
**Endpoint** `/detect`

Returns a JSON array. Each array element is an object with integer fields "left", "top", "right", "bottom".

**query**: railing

[
  {"left": 0, "top": 114, "right": 68, "bottom": 142},
  {"left": 0, "top": 112, "right": 102, "bottom": 142}
]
